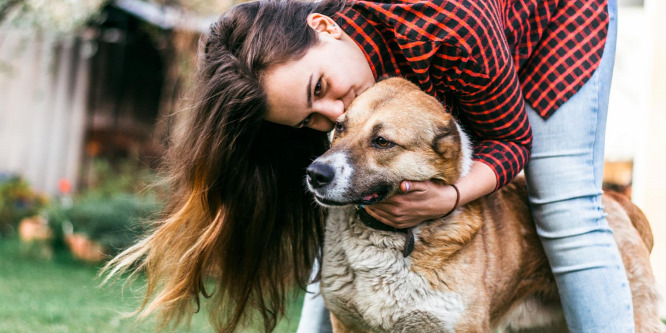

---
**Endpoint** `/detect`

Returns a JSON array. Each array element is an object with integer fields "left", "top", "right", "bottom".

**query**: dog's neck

[{"left": 356, "top": 206, "right": 415, "bottom": 257}]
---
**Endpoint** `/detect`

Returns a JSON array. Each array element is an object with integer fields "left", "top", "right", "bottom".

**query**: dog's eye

[
  {"left": 372, "top": 136, "right": 394, "bottom": 148},
  {"left": 335, "top": 122, "right": 344, "bottom": 133}
]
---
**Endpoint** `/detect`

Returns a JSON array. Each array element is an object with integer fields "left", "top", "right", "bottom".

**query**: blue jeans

[
  {"left": 298, "top": 1, "right": 626, "bottom": 331},
  {"left": 525, "top": 0, "right": 633, "bottom": 331}
]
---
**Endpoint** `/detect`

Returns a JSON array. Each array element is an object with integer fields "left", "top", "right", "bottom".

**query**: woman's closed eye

[
  {"left": 314, "top": 78, "right": 323, "bottom": 97},
  {"left": 297, "top": 114, "right": 313, "bottom": 128},
  {"left": 297, "top": 78, "right": 323, "bottom": 128}
]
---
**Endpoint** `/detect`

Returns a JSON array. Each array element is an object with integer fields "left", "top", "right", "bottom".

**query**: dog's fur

[{"left": 306, "top": 78, "right": 663, "bottom": 332}]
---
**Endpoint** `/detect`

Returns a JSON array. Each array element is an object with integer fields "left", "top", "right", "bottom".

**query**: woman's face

[{"left": 263, "top": 14, "right": 375, "bottom": 132}]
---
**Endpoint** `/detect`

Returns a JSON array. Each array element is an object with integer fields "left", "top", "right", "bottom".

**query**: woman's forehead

[{"left": 262, "top": 59, "right": 313, "bottom": 125}]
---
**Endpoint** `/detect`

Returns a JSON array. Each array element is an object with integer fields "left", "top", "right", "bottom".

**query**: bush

[
  {"left": 0, "top": 174, "right": 48, "bottom": 236},
  {"left": 47, "top": 159, "right": 164, "bottom": 257},
  {"left": 47, "top": 193, "right": 160, "bottom": 255}
]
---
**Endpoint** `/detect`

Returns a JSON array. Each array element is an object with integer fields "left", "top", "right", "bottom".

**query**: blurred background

[{"left": 0, "top": 0, "right": 664, "bottom": 331}]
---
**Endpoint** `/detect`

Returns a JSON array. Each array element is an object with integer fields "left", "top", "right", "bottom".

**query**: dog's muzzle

[
  {"left": 305, "top": 152, "right": 356, "bottom": 206},
  {"left": 306, "top": 162, "right": 335, "bottom": 189}
]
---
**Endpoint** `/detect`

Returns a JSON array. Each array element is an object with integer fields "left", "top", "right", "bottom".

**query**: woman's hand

[
  {"left": 364, "top": 180, "right": 458, "bottom": 229},
  {"left": 364, "top": 161, "right": 498, "bottom": 229}
]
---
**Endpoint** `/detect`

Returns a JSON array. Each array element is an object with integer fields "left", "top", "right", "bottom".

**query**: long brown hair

[{"left": 102, "top": 1, "right": 344, "bottom": 332}]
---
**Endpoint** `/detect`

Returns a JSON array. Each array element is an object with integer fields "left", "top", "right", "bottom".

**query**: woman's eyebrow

[{"left": 306, "top": 73, "right": 313, "bottom": 109}]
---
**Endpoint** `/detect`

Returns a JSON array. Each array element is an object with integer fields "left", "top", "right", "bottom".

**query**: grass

[
  {"left": 7, "top": 238, "right": 659, "bottom": 333},
  {"left": 0, "top": 238, "right": 304, "bottom": 333}
]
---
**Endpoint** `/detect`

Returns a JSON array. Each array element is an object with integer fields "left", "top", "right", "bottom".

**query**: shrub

[
  {"left": 0, "top": 174, "right": 48, "bottom": 236},
  {"left": 47, "top": 193, "right": 160, "bottom": 256},
  {"left": 47, "top": 159, "right": 164, "bottom": 257}
]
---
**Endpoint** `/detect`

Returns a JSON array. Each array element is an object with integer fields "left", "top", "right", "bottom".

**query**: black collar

[{"left": 356, "top": 206, "right": 415, "bottom": 257}]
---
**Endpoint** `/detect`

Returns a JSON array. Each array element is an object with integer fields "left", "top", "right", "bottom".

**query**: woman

[{"left": 105, "top": 0, "right": 629, "bottom": 332}]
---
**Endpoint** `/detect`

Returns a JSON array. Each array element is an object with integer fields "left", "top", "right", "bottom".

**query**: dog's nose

[{"left": 306, "top": 162, "right": 335, "bottom": 188}]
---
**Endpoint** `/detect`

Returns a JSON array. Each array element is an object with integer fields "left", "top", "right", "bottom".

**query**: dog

[{"left": 305, "top": 78, "right": 663, "bottom": 332}]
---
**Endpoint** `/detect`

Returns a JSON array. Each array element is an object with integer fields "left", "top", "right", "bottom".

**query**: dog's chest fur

[{"left": 321, "top": 206, "right": 466, "bottom": 333}]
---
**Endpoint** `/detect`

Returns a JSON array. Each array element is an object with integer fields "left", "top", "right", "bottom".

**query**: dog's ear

[{"left": 432, "top": 123, "right": 461, "bottom": 161}]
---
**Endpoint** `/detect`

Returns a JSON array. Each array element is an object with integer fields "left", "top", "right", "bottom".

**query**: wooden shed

[{"left": 0, "top": 0, "right": 219, "bottom": 194}]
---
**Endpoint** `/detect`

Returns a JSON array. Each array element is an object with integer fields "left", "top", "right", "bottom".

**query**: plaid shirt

[{"left": 335, "top": 0, "right": 608, "bottom": 189}]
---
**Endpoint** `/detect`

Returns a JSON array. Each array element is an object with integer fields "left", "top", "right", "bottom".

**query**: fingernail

[
  {"left": 403, "top": 182, "right": 410, "bottom": 192},
  {"left": 360, "top": 204, "right": 365, "bottom": 208}
]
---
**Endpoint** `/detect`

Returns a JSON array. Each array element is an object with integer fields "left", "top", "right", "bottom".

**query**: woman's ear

[{"left": 306, "top": 13, "right": 343, "bottom": 39}]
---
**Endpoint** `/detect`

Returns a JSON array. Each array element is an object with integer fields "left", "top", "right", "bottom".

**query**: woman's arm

[{"left": 365, "top": 0, "right": 532, "bottom": 227}]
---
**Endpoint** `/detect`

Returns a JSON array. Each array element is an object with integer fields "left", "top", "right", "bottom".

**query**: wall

[{"left": 0, "top": 32, "right": 90, "bottom": 195}]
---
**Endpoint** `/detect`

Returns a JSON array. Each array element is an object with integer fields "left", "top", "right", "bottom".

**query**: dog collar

[{"left": 356, "top": 206, "right": 415, "bottom": 257}]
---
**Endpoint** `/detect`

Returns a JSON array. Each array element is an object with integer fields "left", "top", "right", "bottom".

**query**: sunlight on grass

[{"left": 0, "top": 239, "right": 303, "bottom": 332}]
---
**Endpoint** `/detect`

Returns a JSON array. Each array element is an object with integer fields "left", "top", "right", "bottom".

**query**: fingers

[
  {"left": 364, "top": 205, "right": 418, "bottom": 229},
  {"left": 362, "top": 180, "right": 439, "bottom": 229},
  {"left": 400, "top": 180, "right": 430, "bottom": 194},
  {"left": 367, "top": 200, "right": 403, "bottom": 216},
  {"left": 401, "top": 181, "right": 411, "bottom": 193},
  {"left": 363, "top": 206, "right": 396, "bottom": 227}
]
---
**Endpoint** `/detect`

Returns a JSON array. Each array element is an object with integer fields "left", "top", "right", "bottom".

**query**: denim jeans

[
  {"left": 298, "top": 1, "right": 626, "bottom": 331},
  {"left": 525, "top": 0, "right": 633, "bottom": 331}
]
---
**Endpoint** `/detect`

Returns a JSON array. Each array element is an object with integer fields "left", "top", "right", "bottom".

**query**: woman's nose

[{"left": 313, "top": 99, "right": 345, "bottom": 122}]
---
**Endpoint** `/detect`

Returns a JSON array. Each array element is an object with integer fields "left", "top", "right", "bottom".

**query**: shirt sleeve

[{"left": 424, "top": 2, "right": 533, "bottom": 190}]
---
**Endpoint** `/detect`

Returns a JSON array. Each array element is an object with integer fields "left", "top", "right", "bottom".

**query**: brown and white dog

[{"left": 305, "top": 78, "right": 663, "bottom": 332}]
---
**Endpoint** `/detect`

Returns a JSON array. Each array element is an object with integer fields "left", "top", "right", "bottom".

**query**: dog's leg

[
  {"left": 603, "top": 196, "right": 664, "bottom": 333},
  {"left": 626, "top": 257, "right": 664, "bottom": 333},
  {"left": 619, "top": 236, "right": 663, "bottom": 333}
]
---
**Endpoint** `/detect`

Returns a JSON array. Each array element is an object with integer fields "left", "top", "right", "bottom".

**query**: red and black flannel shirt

[{"left": 335, "top": 0, "right": 608, "bottom": 189}]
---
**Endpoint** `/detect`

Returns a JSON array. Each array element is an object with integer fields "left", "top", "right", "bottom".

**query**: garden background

[{"left": 0, "top": 0, "right": 665, "bottom": 332}]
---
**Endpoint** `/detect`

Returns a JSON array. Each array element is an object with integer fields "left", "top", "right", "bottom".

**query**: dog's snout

[{"left": 307, "top": 162, "right": 335, "bottom": 188}]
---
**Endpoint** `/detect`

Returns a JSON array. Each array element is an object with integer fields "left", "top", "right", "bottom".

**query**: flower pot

[
  {"left": 18, "top": 216, "right": 52, "bottom": 242},
  {"left": 65, "top": 233, "right": 106, "bottom": 262},
  {"left": 18, "top": 216, "right": 54, "bottom": 260}
]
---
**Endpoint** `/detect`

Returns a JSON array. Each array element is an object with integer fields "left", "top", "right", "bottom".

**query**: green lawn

[
  {"left": 0, "top": 238, "right": 304, "bottom": 333},
  {"left": 4, "top": 238, "right": 661, "bottom": 332}
]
